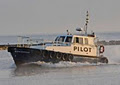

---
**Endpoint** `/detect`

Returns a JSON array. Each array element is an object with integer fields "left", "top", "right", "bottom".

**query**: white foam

[{"left": 32, "top": 61, "right": 99, "bottom": 68}]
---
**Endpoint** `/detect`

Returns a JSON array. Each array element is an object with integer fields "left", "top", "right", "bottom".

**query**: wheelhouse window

[
  {"left": 55, "top": 37, "right": 59, "bottom": 41},
  {"left": 85, "top": 38, "right": 88, "bottom": 44},
  {"left": 65, "top": 36, "right": 72, "bottom": 43},
  {"left": 79, "top": 38, "right": 83, "bottom": 44},
  {"left": 73, "top": 37, "right": 79, "bottom": 43},
  {"left": 76, "top": 37, "right": 79, "bottom": 43},
  {"left": 58, "top": 36, "right": 65, "bottom": 42},
  {"left": 73, "top": 37, "right": 83, "bottom": 44}
]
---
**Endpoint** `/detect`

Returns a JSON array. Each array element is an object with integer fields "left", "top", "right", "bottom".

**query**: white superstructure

[{"left": 46, "top": 34, "right": 98, "bottom": 57}]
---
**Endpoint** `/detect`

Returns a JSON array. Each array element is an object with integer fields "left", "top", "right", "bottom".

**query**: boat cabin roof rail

[
  {"left": 17, "top": 36, "right": 44, "bottom": 47},
  {"left": 17, "top": 36, "right": 30, "bottom": 47}
]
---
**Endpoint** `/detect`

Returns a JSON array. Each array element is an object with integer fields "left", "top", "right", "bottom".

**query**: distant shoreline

[{"left": 97, "top": 40, "right": 120, "bottom": 45}]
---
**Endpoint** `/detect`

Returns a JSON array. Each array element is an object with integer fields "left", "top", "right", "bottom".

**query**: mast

[{"left": 85, "top": 11, "right": 89, "bottom": 35}]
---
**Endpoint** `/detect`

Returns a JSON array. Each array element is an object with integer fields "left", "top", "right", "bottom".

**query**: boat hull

[{"left": 8, "top": 47, "right": 108, "bottom": 66}]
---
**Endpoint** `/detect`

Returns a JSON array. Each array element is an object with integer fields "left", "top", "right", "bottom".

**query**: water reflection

[
  {"left": 13, "top": 64, "right": 49, "bottom": 76},
  {"left": 13, "top": 63, "right": 97, "bottom": 77}
]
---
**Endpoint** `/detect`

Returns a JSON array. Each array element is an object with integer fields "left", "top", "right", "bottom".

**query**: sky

[{"left": 0, "top": 0, "right": 120, "bottom": 35}]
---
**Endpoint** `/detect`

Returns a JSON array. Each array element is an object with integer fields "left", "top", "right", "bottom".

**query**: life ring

[{"left": 99, "top": 45, "right": 105, "bottom": 53}]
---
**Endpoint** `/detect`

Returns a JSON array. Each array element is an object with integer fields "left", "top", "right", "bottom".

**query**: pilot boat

[{"left": 8, "top": 11, "right": 108, "bottom": 66}]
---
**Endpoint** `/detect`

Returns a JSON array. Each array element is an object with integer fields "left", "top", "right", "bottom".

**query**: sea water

[{"left": 0, "top": 32, "right": 120, "bottom": 85}]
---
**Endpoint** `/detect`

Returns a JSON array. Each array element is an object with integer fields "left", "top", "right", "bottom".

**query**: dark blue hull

[
  {"left": 8, "top": 47, "right": 108, "bottom": 66},
  {"left": 8, "top": 47, "right": 72, "bottom": 66}
]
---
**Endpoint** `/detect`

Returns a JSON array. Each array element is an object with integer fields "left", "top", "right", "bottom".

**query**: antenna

[
  {"left": 85, "top": 11, "right": 89, "bottom": 35},
  {"left": 66, "top": 30, "right": 71, "bottom": 35}
]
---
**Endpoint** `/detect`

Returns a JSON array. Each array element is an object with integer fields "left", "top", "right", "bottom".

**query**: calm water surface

[{"left": 0, "top": 33, "right": 120, "bottom": 85}]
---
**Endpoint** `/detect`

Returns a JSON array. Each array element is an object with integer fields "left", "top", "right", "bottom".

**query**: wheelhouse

[{"left": 54, "top": 34, "right": 96, "bottom": 46}]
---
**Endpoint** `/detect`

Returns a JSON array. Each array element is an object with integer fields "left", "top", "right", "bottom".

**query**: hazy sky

[{"left": 0, "top": 0, "right": 120, "bottom": 35}]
